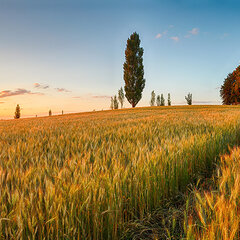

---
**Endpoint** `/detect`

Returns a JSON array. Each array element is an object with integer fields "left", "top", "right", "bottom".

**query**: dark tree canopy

[
  {"left": 156, "top": 95, "right": 160, "bottom": 106},
  {"left": 113, "top": 95, "right": 119, "bottom": 109},
  {"left": 168, "top": 93, "right": 171, "bottom": 106},
  {"left": 185, "top": 93, "right": 192, "bottom": 105},
  {"left": 220, "top": 65, "right": 240, "bottom": 105},
  {"left": 14, "top": 104, "right": 20, "bottom": 119},
  {"left": 150, "top": 90, "right": 155, "bottom": 106},
  {"left": 118, "top": 87, "right": 124, "bottom": 109},
  {"left": 160, "top": 94, "right": 165, "bottom": 106},
  {"left": 123, "top": 32, "right": 145, "bottom": 108}
]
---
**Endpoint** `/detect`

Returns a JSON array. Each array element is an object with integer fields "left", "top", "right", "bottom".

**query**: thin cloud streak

[
  {"left": 185, "top": 28, "right": 199, "bottom": 38},
  {"left": 155, "top": 33, "right": 162, "bottom": 39},
  {"left": 55, "top": 88, "right": 71, "bottom": 93},
  {"left": 170, "top": 36, "right": 179, "bottom": 42},
  {"left": 189, "top": 28, "right": 199, "bottom": 35},
  {"left": 73, "top": 94, "right": 111, "bottom": 99},
  {"left": 92, "top": 95, "right": 111, "bottom": 99},
  {"left": 0, "top": 89, "right": 43, "bottom": 98},
  {"left": 34, "top": 83, "right": 49, "bottom": 89}
]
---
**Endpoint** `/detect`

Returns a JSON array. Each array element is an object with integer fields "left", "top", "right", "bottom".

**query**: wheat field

[{"left": 1, "top": 105, "right": 240, "bottom": 239}]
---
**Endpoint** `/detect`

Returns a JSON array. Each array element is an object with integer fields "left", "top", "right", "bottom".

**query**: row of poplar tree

[
  {"left": 150, "top": 92, "right": 171, "bottom": 106},
  {"left": 110, "top": 89, "right": 193, "bottom": 110},
  {"left": 111, "top": 91, "right": 171, "bottom": 110}
]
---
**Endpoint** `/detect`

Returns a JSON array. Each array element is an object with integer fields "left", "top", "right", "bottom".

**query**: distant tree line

[
  {"left": 14, "top": 32, "right": 197, "bottom": 119},
  {"left": 149, "top": 92, "right": 192, "bottom": 106},
  {"left": 220, "top": 64, "right": 240, "bottom": 105},
  {"left": 150, "top": 91, "right": 170, "bottom": 106},
  {"left": 13, "top": 105, "right": 65, "bottom": 119}
]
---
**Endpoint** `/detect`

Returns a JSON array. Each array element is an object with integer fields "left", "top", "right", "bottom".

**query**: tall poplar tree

[
  {"left": 156, "top": 95, "right": 161, "bottom": 106},
  {"left": 160, "top": 94, "right": 165, "bottom": 106},
  {"left": 113, "top": 95, "right": 119, "bottom": 109},
  {"left": 118, "top": 87, "right": 124, "bottom": 108},
  {"left": 123, "top": 32, "right": 145, "bottom": 108},
  {"left": 150, "top": 91, "right": 156, "bottom": 106},
  {"left": 168, "top": 93, "right": 171, "bottom": 106}
]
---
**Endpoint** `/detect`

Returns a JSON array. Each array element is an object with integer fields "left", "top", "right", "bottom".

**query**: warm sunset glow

[
  {"left": 1, "top": 0, "right": 238, "bottom": 118},
  {"left": 1, "top": 1, "right": 240, "bottom": 239}
]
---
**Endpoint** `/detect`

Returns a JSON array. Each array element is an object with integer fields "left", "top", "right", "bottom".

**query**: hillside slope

[{"left": 0, "top": 106, "right": 240, "bottom": 239}]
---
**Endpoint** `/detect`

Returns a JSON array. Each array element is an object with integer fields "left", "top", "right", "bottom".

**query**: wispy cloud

[
  {"left": 34, "top": 83, "right": 71, "bottom": 93},
  {"left": 185, "top": 28, "right": 199, "bottom": 38},
  {"left": 92, "top": 95, "right": 111, "bottom": 99},
  {"left": 0, "top": 102, "right": 4, "bottom": 104},
  {"left": 170, "top": 36, "right": 179, "bottom": 42},
  {"left": 0, "top": 88, "right": 43, "bottom": 98},
  {"left": 34, "top": 83, "right": 49, "bottom": 89},
  {"left": 55, "top": 88, "right": 71, "bottom": 93},
  {"left": 73, "top": 94, "right": 110, "bottom": 99},
  {"left": 169, "top": 25, "right": 174, "bottom": 28},
  {"left": 189, "top": 28, "right": 199, "bottom": 35},
  {"left": 155, "top": 29, "right": 168, "bottom": 39},
  {"left": 220, "top": 33, "right": 229, "bottom": 39},
  {"left": 155, "top": 33, "right": 162, "bottom": 39}
]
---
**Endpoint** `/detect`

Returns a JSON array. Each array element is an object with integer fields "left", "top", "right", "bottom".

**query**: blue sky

[{"left": 0, "top": 0, "right": 240, "bottom": 117}]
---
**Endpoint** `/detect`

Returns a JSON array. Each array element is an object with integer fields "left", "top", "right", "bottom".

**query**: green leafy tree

[
  {"left": 118, "top": 87, "right": 124, "bottom": 108},
  {"left": 185, "top": 93, "right": 192, "bottom": 105},
  {"left": 160, "top": 94, "right": 165, "bottom": 106},
  {"left": 123, "top": 32, "right": 145, "bottom": 107},
  {"left": 113, "top": 95, "right": 119, "bottom": 109},
  {"left": 150, "top": 91, "right": 156, "bottom": 106},
  {"left": 49, "top": 109, "right": 52, "bottom": 116},
  {"left": 14, "top": 104, "right": 20, "bottom": 119},
  {"left": 156, "top": 95, "right": 161, "bottom": 106},
  {"left": 110, "top": 97, "right": 114, "bottom": 110},
  {"left": 168, "top": 93, "right": 171, "bottom": 106}
]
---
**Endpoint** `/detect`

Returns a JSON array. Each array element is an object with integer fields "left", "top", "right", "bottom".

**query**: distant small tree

[
  {"left": 49, "top": 109, "right": 52, "bottom": 116},
  {"left": 113, "top": 95, "right": 119, "bottom": 109},
  {"left": 156, "top": 95, "right": 161, "bottom": 106},
  {"left": 168, "top": 93, "right": 171, "bottom": 106},
  {"left": 160, "top": 94, "right": 165, "bottom": 106},
  {"left": 118, "top": 87, "right": 124, "bottom": 108},
  {"left": 185, "top": 93, "right": 192, "bottom": 105},
  {"left": 110, "top": 97, "right": 114, "bottom": 110},
  {"left": 62, "top": 110, "right": 64, "bottom": 115},
  {"left": 150, "top": 91, "right": 156, "bottom": 106},
  {"left": 14, "top": 104, "right": 20, "bottom": 119}
]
